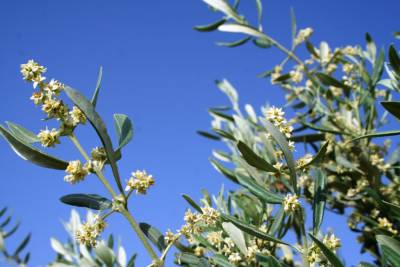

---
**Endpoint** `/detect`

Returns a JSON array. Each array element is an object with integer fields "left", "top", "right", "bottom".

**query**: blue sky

[{"left": 0, "top": 0, "right": 399, "bottom": 266}]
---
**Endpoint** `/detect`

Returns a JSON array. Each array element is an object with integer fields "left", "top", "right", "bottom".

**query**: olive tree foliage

[
  {"left": 2, "top": 0, "right": 400, "bottom": 266},
  {"left": 166, "top": 0, "right": 400, "bottom": 266}
]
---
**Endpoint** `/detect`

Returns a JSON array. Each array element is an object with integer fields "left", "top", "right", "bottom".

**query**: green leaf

[
  {"left": 214, "top": 129, "right": 235, "bottom": 141},
  {"left": 290, "top": 7, "right": 297, "bottom": 45},
  {"left": 94, "top": 242, "right": 115, "bottom": 267},
  {"left": 253, "top": 38, "right": 272, "bottom": 49},
  {"left": 313, "top": 170, "right": 326, "bottom": 234},
  {"left": 382, "top": 201, "right": 400, "bottom": 217},
  {"left": 182, "top": 194, "right": 203, "bottom": 213},
  {"left": 221, "top": 214, "right": 291, "bottom": 246},
  {"left": 197, "top": 131, "right": 220, "bottom": 140},
  {"left": 303, "top": 141, "right": 329, "bottom": 168},
  {"left": 352, "top": 130, "right": 400, "bottom": 141},
  {"left": 236, "top": 173, "right": 284, "bottom": 204},
  {"left": 255, "top": 0, "right": 263, "bottom": 28},
  {"left": 222, "top": 222, "right": 247, "bottom": 255},
  {"left": 6, "top": 122, "right": 39, "bottom": 144},
  {"left": 113, "top": 113, "right": 133, "bottom": 150},
  {"left": 211, "top": 254, "right": 235, "bottom": 267},
  {"left": 91, "top": 66, "right": 103, "bottom": 107},
  {"left": 216, "top": 36, "right": 251, "bottom": 47},
  {"left": 389, "top": 45, "right": 400, "bottom": 75},
  {"left": 381, "top": 101, "right": 400, "bottom": 120},
  {"left": 194, "top": 18, "right": 226, "bottom": 32},
  {"left": 237, "top": 141, "right": 278, "bottom": 172},
  {"left": 371, "top": 48, "right": 385, "bottom": 86},
  {"left": 218, "top": 24, "right": 265, "bottom": 39},
  {"left": 256, "top": 254, "right": 284, "bottom": 267},
  {"left": 376, "top": 235, "right": 400, "bottom": 266},
  {"left": 0, "top": 125, "right": 68, "bottom": 170},
  {"left": 208, "top": 109, "right": 234, "bottom": 122},
  {"left": 139, "top": 223, "right": 166, "bottom": 252},
  {"left": 210, "top": 159, "right": 239, "bottom": 183},
  {"left": 13, "top": 233, "right": 31, "bottom": 256},
  {"left": 365, "top": 33, "right": 377, "bottom": 62},
  {"left": 268, "top": 205, "right": 285, "bottom": 236},
  {"left": 316, "top": 72, "right": 351, "bottom": 92},
  {"left": 0, "top": 233, "right": 4, "bottom": 251},
  {"left": 4, "top": 222, "right": 21, "bottom": 238},
  {"left": 127, "top": 253, "right": 137, "bottom": 267},
  {"left": 63, "top": 86, "right": 123, "bottom": 193},
  {"left": 60, "top": 194, "right": 113, "bottom": 210},
  {"left": 273, "top": 73, "right": 292, "bottom": 83},
  {"left": 0, "top": 207, "right": 7, "bottom": 218},
  {"left": 305, "top": 41, "right": 319, "bottom": 59},
  {"left": 176, "top": 253, "right": 210, "bottom": 266},
  {"left": 264, "top": 121, "right": 297, "bottom": 193},
  {"left": 309, "top": 233, "right": 344, "bottom": 267},
  {"left": 203, "top": 0, "right": 241, "bottom": 22},
  {"left": 290, "top": 133, "right": 325, "bottom": 143}
]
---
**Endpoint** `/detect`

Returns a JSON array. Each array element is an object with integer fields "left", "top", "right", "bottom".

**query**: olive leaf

[
  {"left": 313, "top": 169, "right": 326, "bottom": 234},
  {"left": 216, "top": 36, "right": 251, "bottom": 47},
  {"left": 381, "top": 101, "right": 400, "bottom": 120},
  {"left": 182, "top": 194, "right": 203, "bottom": 213},
  {"left": 376, "top": 235, "right": 400, "bottom": 266},
  {"left": 113, "top": 113, "right": 133, "bottom": 150},
  {"left": 0, "top": 125, "right": 68, "bottom": 170},
  {"left": 91, "top": 66, "right": 103, "bottom": 107},
  {"left": 138, "top": 223, "right": 166, "bottom": 252},
  {"left": 237, "top": 141, "right": 278, "bottom": 172},
  {"left": 63, "top": 85, "right": 124, "bottom": 193},
  {"left": 60, "top": 194, "right": 113, "bottom": 210},
  {"left": 6, "top": 121, "right": 39, "bottom": 144},
  {"left": 309, "top": 233, "right": 344, "bottom": 267},
  {"left": 194, "top": 18, "right": 226, "bottom": 32}
]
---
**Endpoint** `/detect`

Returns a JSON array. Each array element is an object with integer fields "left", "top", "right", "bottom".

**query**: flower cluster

[
  {"left": 263, "top": 106, "right": 295, "bottom": 149},
  {"left": 283, "top": 194, "right": 300, "bottom": 213},
  {"left": 307, "top": 234, "right": 341, "bottom": 264},
  {"left": 125, "top": 170, "right": 155, "bottom": 194},
  {"left": 20, "top": 60, "right": 87, "bottom": 148},
  {"left": 294, "top": 27, "right": 313, "bottom": 45},
  {"left": 37, "top": 128, "right": 60, "bottom": 147},
  {"left": 75, "top": 217, "right": 107, "bottom": 247},
  {"left": 378, "top": 217, "right": 398, "bottom": 235},
  {"left": 64, "top": 160, "right": 89, "bottom": 184}
]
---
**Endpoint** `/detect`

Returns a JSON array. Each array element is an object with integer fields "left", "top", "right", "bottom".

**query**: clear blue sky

[{"left": 0, "top": 0, "right": 399, "bottom": 266}]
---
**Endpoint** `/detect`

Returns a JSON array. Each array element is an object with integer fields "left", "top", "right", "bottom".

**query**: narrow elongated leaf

[
  {"left": 13, "top": 233, "right": 31, "bottom": 256},
  {"left": 182, "top": 194, "right": 203, "bottom": 213},
  {"left": 60, "top": 194, "right": 112, "bottom": 210},
  {"left": 290, "top": 7, "right": 297, "bottom": 45},
  {"left": 309, "top": 233, "right": 344, "bottom": 267},
  {"left": 316, "top": 72, "right": 351, "bottom": 91},
  {"left": 381, "top": 101, "right": 400, "bottom": 120},
  {"left": 63, "top": 86, "right": 123, "bottom": 193},
  {"left": 211, "top": 254, "right": 235, "bottom": 267},
  {"left": 268, "top": 205, "right": 285, "bottom": 236},
  {"left": 0, "top": 207, "right": 7, "bottom": 218},
  {"left": 202, "top": 0, "right": 241, "bottom": 22},
  {"left": 237, "top": 141, "right": 277, "bottom": 172},
  {"left": 4, "top": 222, "right": 20, "bottom": 238},
  {"left": 290, "top": 133, "right": 325, "bottom": 143},
  {"left": 197, "top": 131, "right": 220, "bottom": 140},
  {"left": 113, "top": 114, "right": 133, "bottom": 150},
  {"left": 139, "top": 223, "right": 166, "bottom": 252},
  {"left": 222, "top": 222, "right": 247, "bottom": 254},
  {"left": 382, "top": 201, "right": 400, "bottom": 216},
  {"left": 91, "top": 66, "right": 103, "bottom": 107},
  {"left": 176, "top": 253, "right": 210, "bottom": 266},
  {"left": 219, "top": 24, "right": 265, "bottom": 39},
  {"left": 6, "top": 122, "right": 39, "bottom": 144},
  {"left": 253, "top": 38, "right": 272, "bottom": 49},
  {"left": 95, "top": 242, "right": 115, "bottom": 267},
  {"left": 0, "top": 125, "right": 68, "bottom": 170},
  {"left": 210, "top": 159, "right": 239, "bottom": 183},
  {"left": 194, "top": 18, "right": 226, "bottom": 32},
  {"left": 256, "top": 254, "right": 284, "bottom": 267},
  {"left": 0, "top": 233, "right": 3, "bottom": 251},
  {"left": 352, "top": 130, "right": 400, "bottom": 141},
  {"left": 303, "top": 141, "right": 329, "bottom": 168},
  {"left": 376, "top": 235, "right": 400, "bottom": 266},
  {"left": 216, "top": 36, "right": 251, "bottom": 47},
  {"left": 371, "top": 48, "right": 385, "bottom": 86},
  {"left": 222, "top": 214, "right": 291, "bottom": 246},
  {"left": 264, "top": 121, "right": 297, "bottom": 192},
  {"left": 313, "top": 170, "right": 326, "bottom": 234},
  {"left": 236, "top": 173, "right": 283, "bottom": 204},
  {"left": 255, "top": 0, "right": 263, "bottom": 28},
  {"left": 389, "top": 45, "right": 400, "bottom": 75}
]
